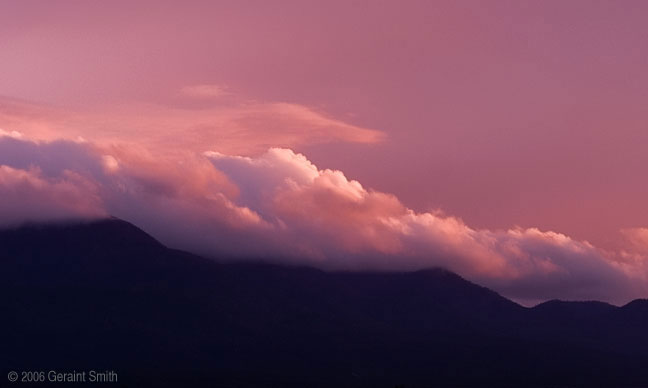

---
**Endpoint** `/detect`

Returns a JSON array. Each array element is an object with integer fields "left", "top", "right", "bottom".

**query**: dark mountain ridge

[{"left": 2, "top": 218, "right": 648, "bottom": 387}]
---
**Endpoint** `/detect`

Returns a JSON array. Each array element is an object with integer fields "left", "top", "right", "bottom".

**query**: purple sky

[{"left": 1, "top": 0, "right": 648, "bottom": 304}]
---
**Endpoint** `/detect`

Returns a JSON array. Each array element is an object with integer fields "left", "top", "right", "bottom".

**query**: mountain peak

[
  {"left": 621, "top": 298, "right": 648, "bottom": 311},
  {"left": 3, "top": 220, "right": 648, "bottom": 386},
  {"left": 0, "top": 217, "right": 164, "bottom": 250}
]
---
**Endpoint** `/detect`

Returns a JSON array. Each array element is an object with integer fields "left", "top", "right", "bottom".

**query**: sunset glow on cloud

[
  {"left": 1, "top": 130, "right": 647, "bottom": 305},
  {"left": 2, "top": 1, "right": 648, "bottom": 305}
]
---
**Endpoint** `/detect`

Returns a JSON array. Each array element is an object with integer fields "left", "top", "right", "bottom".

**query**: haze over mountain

[{"left": 3, "top": 219, "right": 648, "bottom": 387}]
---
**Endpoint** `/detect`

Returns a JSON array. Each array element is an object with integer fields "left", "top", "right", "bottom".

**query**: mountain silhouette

[{"left": 2, "top": 218, "right": 648, "bottom": 387}]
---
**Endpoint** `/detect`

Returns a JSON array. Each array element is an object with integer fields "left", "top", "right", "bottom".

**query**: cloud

[
  {"left": 180, "top": 84, "right": 230, "bottom": 98},
  {"left": 0, "top": 95, "right": 385, "bottom": 155},
  {"left": 0, "top": 129, "right": 23, "bottom": 139},
  {"left": 207, "top": 148, "right": 643, "bottom": 303},
  {"left": 0, "top": 165, "right": 106, "bottom": 226},
  {"left": 0, "top": 135, "right": 646, "bottom": 305},
  {"left": 621, "top": 228, "right": 648, "bottom": 256}
]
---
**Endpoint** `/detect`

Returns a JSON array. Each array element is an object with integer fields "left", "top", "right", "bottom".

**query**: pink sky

[{"left": 1, "top": 1, "right": 648, "bottom": 304}]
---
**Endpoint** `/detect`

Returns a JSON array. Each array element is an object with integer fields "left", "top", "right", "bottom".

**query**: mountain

[{"left": 1, "top": 219, "right": 648, "bottom": 387}]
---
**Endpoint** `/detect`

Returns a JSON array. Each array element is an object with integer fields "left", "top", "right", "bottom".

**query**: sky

[{"left": 1, "top": 0, "right": 648, "bottom": 305}]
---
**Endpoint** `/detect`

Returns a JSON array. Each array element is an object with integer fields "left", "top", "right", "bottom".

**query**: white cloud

[
  {"left": 0, "top": 136, "right": 646, "bottom": 304},
  {"left": 0, "top": 128, "right": 23, "bottom": 139}
]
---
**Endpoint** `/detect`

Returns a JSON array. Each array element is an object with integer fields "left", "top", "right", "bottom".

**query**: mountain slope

[{"left": 1, "top": 219, "right": 648, "bottom": 387}]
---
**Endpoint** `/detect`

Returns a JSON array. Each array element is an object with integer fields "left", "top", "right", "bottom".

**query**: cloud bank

[{"left": 0, "top": 131, "right": 647, "bottom": 305}]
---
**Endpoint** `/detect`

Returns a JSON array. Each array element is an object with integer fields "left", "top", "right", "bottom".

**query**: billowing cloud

[
  {"left": 621, "top": 228, "right": 648, "bottom": 256},
  {"left": 206, "top": 148, "right": 645, "bottom": 303},
  {"left": 0, "top": 165, "right": 105, "bottom": 225},
  {"left": 0, "top": 133, "right": 646, "bottom": 305}
]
